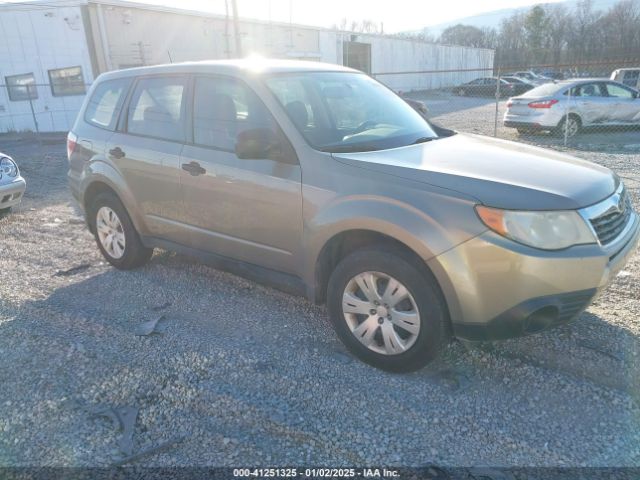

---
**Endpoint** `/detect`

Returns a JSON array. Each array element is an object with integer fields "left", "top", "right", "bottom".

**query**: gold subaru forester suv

[{"left": 68, "top": 60, "right": 639, "bottom": 372}]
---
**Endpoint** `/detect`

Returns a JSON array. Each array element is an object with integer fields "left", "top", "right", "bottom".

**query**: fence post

[
  {"left": 494, "top": 68, "right": 501, "bottom": 137},
  {"left": 564, "top": 82, "right": 571, "bottom": 147},
  {"left": 27, "top": 84, "right": 40, "bottom": 145}
]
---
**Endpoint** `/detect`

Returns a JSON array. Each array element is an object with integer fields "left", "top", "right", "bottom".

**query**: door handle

[
  {"left": 181, "top": 161, "right": 206, "bottom": 176},
  {"left": 109, "top": 147, "right": 125, "bottom": 159}
]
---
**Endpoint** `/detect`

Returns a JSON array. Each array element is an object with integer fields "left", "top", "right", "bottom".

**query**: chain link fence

[
  {"left": 1, "top": 61, "right": 640, "bottom": 154},
  {"left": 375, "top": 59, "right": 640, "bottom": 153}
]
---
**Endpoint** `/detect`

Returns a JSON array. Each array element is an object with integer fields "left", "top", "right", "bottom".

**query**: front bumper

[
  {"left": 0, "top": 177, "right": 26, "bottom": 210},
  {"left": 430, "top": 213, "right": 640, "bottom": 341}
]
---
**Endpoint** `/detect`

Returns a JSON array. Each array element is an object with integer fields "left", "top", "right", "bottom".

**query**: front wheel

[
  {"left": 90, "top": 192, "right": 153, "bottom": 270},
  {"left": 0, "top": 207, "right": 12, "bottom": 217},
  {"left": 327, "top": 247, "right": 449, "bottom": 372}
]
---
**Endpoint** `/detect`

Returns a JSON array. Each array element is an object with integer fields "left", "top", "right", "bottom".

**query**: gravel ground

[{"left": 0, "top": 113, "right": 639, "bottom": 469}]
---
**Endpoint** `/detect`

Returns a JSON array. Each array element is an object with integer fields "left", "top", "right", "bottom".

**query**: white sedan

[
  {"left": 504, "top": 78, "right": 640, "bottom": 137},
  {"left": 0, "top": 153, "right": 26, "bottom": 215}
]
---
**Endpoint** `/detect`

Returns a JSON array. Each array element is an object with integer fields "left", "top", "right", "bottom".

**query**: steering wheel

[{"left": 352, "top": 120, "right": 378, "bottom": 134}]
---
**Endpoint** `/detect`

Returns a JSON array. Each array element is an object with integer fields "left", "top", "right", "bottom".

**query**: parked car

[
  {"left": 501, "top": 76, "right": 536, "bottom": 95},
  {"left": 504, "top": 78, "right": 640, "bottom": 136},
  {"left": 401, "top": 96, "right": 428, "bottom": 117},
  {"left": 610, "top": 68, "right": 640, "bottom": 90},
  {"left": 68, "top": 60, "right": 639, "bottom": 372},
  {"left": 538, "top": 71, "right": 565, "bottom": 80},
  {"left": 0, "top": 153, "right": 26, "bottom": 215},
  {"left": 506, "top": 71, "right": 552, "bottom": 85},
  {"left": 453, "top": 77, "right": 516, "bottom": 97}
]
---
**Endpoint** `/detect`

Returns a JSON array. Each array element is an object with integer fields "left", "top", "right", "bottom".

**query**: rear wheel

[
  {"left": 457, "top": 88, "right": 466, "bottom": 96},
  {"left": 90, "top": 192, "right": 153, "bottom": 269},
  {"left": 0, "top": 207, "right": 11, "bottom": 217},
  {"left": 327, "top": 247, "right": 449, "bottom": 372},
  {"left": 554, "top": 115, "right": 581, "bottom": 138}
]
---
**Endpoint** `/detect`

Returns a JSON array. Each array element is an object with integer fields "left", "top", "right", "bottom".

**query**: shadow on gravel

[
  {"left": 472, "top": 310, "right": 640, "bottom": 398},
  {"left": 3, "top": 258, "right": 638, "bottom": 465},
  {"left": 25, "top": 252, "right": 640, "bottom": 399},
  {"left": 515, "top": 127, "right": 640, "bottom": 154}
]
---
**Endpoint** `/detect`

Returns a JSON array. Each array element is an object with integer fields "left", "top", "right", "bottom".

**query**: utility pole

[
  {"left": 224, "top": 0, "right": 231, "bottom": 58},
  {"left": 231, "top": 0, "right": 242, "bottom": 57}
]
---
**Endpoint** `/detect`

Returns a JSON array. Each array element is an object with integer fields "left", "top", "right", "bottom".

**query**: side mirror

[{"left": 235, "top": 128, "right": 283, "bottom": 160}]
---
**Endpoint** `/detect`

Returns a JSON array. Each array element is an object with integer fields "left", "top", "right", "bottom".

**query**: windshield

[{"left": 264, "top": 71, "right": 438, "bottom": 153}]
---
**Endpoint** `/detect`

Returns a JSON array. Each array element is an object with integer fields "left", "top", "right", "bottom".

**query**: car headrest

[{"left": 286, "top": 101, "right": 309, "bottom": 129}]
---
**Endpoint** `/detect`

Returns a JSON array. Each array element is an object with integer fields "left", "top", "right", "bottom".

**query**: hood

[{"left": 332, "top": 134, "right": 617, "bottom": 210}]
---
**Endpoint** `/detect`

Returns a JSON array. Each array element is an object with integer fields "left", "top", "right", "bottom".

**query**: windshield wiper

[
  {"left": 321, "top": 145, "right": 381, "bottom": 153},
  {"left": 411, "top": 136, "right": 437, "bottom": 145}
]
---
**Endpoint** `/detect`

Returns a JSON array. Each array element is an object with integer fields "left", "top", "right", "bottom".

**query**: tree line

[{"left": 343, "top": 0, "right": 640, "bottom": 71}]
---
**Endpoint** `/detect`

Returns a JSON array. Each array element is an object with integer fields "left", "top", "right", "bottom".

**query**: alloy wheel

[{"left": 563, "top": 117, "right": 579, "bottom": 137}]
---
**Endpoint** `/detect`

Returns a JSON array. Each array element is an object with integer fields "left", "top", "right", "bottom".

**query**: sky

[{"left": 99, "top": 0, "right": 565, "bottom": 33}]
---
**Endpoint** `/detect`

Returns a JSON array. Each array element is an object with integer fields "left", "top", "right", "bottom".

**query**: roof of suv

[{"left": 97, "top": 58, "right": 359, "bottom": 82}]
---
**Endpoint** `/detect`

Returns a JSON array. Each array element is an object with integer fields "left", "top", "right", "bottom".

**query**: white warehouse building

[{"left": 0, "top": 0, "right": 494, "bottom": 133}]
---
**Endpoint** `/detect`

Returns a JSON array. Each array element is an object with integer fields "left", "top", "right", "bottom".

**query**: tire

[
  {"left": 327, "top": 246, "right": 449, "bottom": 372},
  {"left": 0, "top": 207, "right": 11, "bottom": 217},
  {"left": 457, "top": 88, "right": 466, "bottom": 96},
  {"left": 554, "top": 115, "right": 581, "bottom": 138},
  {"left": 89, "top": 192, "right": 153, "bottom": 270},
  {"left": 516, "top": 128, "right": 531, "bottom": 135}
]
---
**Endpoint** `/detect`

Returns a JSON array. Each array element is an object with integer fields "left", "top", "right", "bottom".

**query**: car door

[
  {"left": 573, "top": 82, "right": 610, "bottom": 126},
  {"left": 178, "top": 75, "right": 303, "bottom": 274},
  {"left": 107, "top": 75, "right": 188, "bottom": 241},
  {"left": 603, "top": 82, "right": 640, "bottom": 124}
]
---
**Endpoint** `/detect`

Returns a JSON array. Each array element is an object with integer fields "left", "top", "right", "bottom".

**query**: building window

[
  {"left": 48, "top": 66, "right": 86, "bottom": 96},
  {"left": 5, "top": 73, "right": 37, "bottom": 101}
]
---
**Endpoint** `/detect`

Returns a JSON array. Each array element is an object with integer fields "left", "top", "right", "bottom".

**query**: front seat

[
  {"left": 194, "top": 93, "right": 237, "bottom": 149},
  {"left": 285, "top": 101, "right": 309, "bottom": 130}
]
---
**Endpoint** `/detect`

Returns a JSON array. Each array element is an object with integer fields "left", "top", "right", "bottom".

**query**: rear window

[
  {"left": 519, "top": 83, "right": 565, "bottom": 98},
  {"left": 84, "top": 78, "right": 131, "bottom": 130}
]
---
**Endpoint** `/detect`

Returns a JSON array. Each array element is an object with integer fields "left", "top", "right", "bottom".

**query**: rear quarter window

[
  {"left": 520, "top": 83, "right": 564, "bottom": 98},
  {"left": 84, "top": 78, "right": 132, "bottom": 130}
]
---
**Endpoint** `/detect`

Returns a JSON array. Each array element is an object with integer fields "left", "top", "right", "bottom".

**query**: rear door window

[
  {"left": 126, "top": 76, "right": 187, "bottom": 142},
  {"left": 574, "top": 83, "right": 607, "bottom": 97},
  {"left": 84, "top": 78, "right": 131, "bottom": 130}
]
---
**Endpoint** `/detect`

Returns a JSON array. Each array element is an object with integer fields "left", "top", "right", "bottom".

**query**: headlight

[
  {"left": 476, "top": 205, "right": 596, "bottom": 250},
  {"left": 0, "top": 157, "right": 18, "bottom": 179}
]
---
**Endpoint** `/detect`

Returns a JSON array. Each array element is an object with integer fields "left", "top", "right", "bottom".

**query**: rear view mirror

[{"left": 235, "top": 128, "right": 282, "bottom": 160}]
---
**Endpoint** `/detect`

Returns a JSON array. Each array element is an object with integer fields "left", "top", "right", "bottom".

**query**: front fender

[{"left": 303, "top": 193, "right": 484, "bottom": 301}]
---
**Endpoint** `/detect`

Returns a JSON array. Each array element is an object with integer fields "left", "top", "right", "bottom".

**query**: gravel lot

[{"left": 1, "top": 101, "right": 639, "bottom": 469}]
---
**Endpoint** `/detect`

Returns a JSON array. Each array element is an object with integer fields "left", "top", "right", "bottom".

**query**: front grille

[{"left": 589, "top": 188, "right": 632, "bottom": 245}]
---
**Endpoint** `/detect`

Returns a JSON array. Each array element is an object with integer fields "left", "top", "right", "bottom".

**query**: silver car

[
  {"left": 504, "top": 78, "right": 640, "bottom": 136},
  {"left": 68, "top": 60, "right": 639, "bottom": 372},
  {"left": 0, "top": 153, "right": 26, "bottom": 215}
]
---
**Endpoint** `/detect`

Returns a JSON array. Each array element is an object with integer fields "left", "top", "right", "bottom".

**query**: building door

[{"left": 343, "top": 41, "right": 371, "bottom": 74}]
